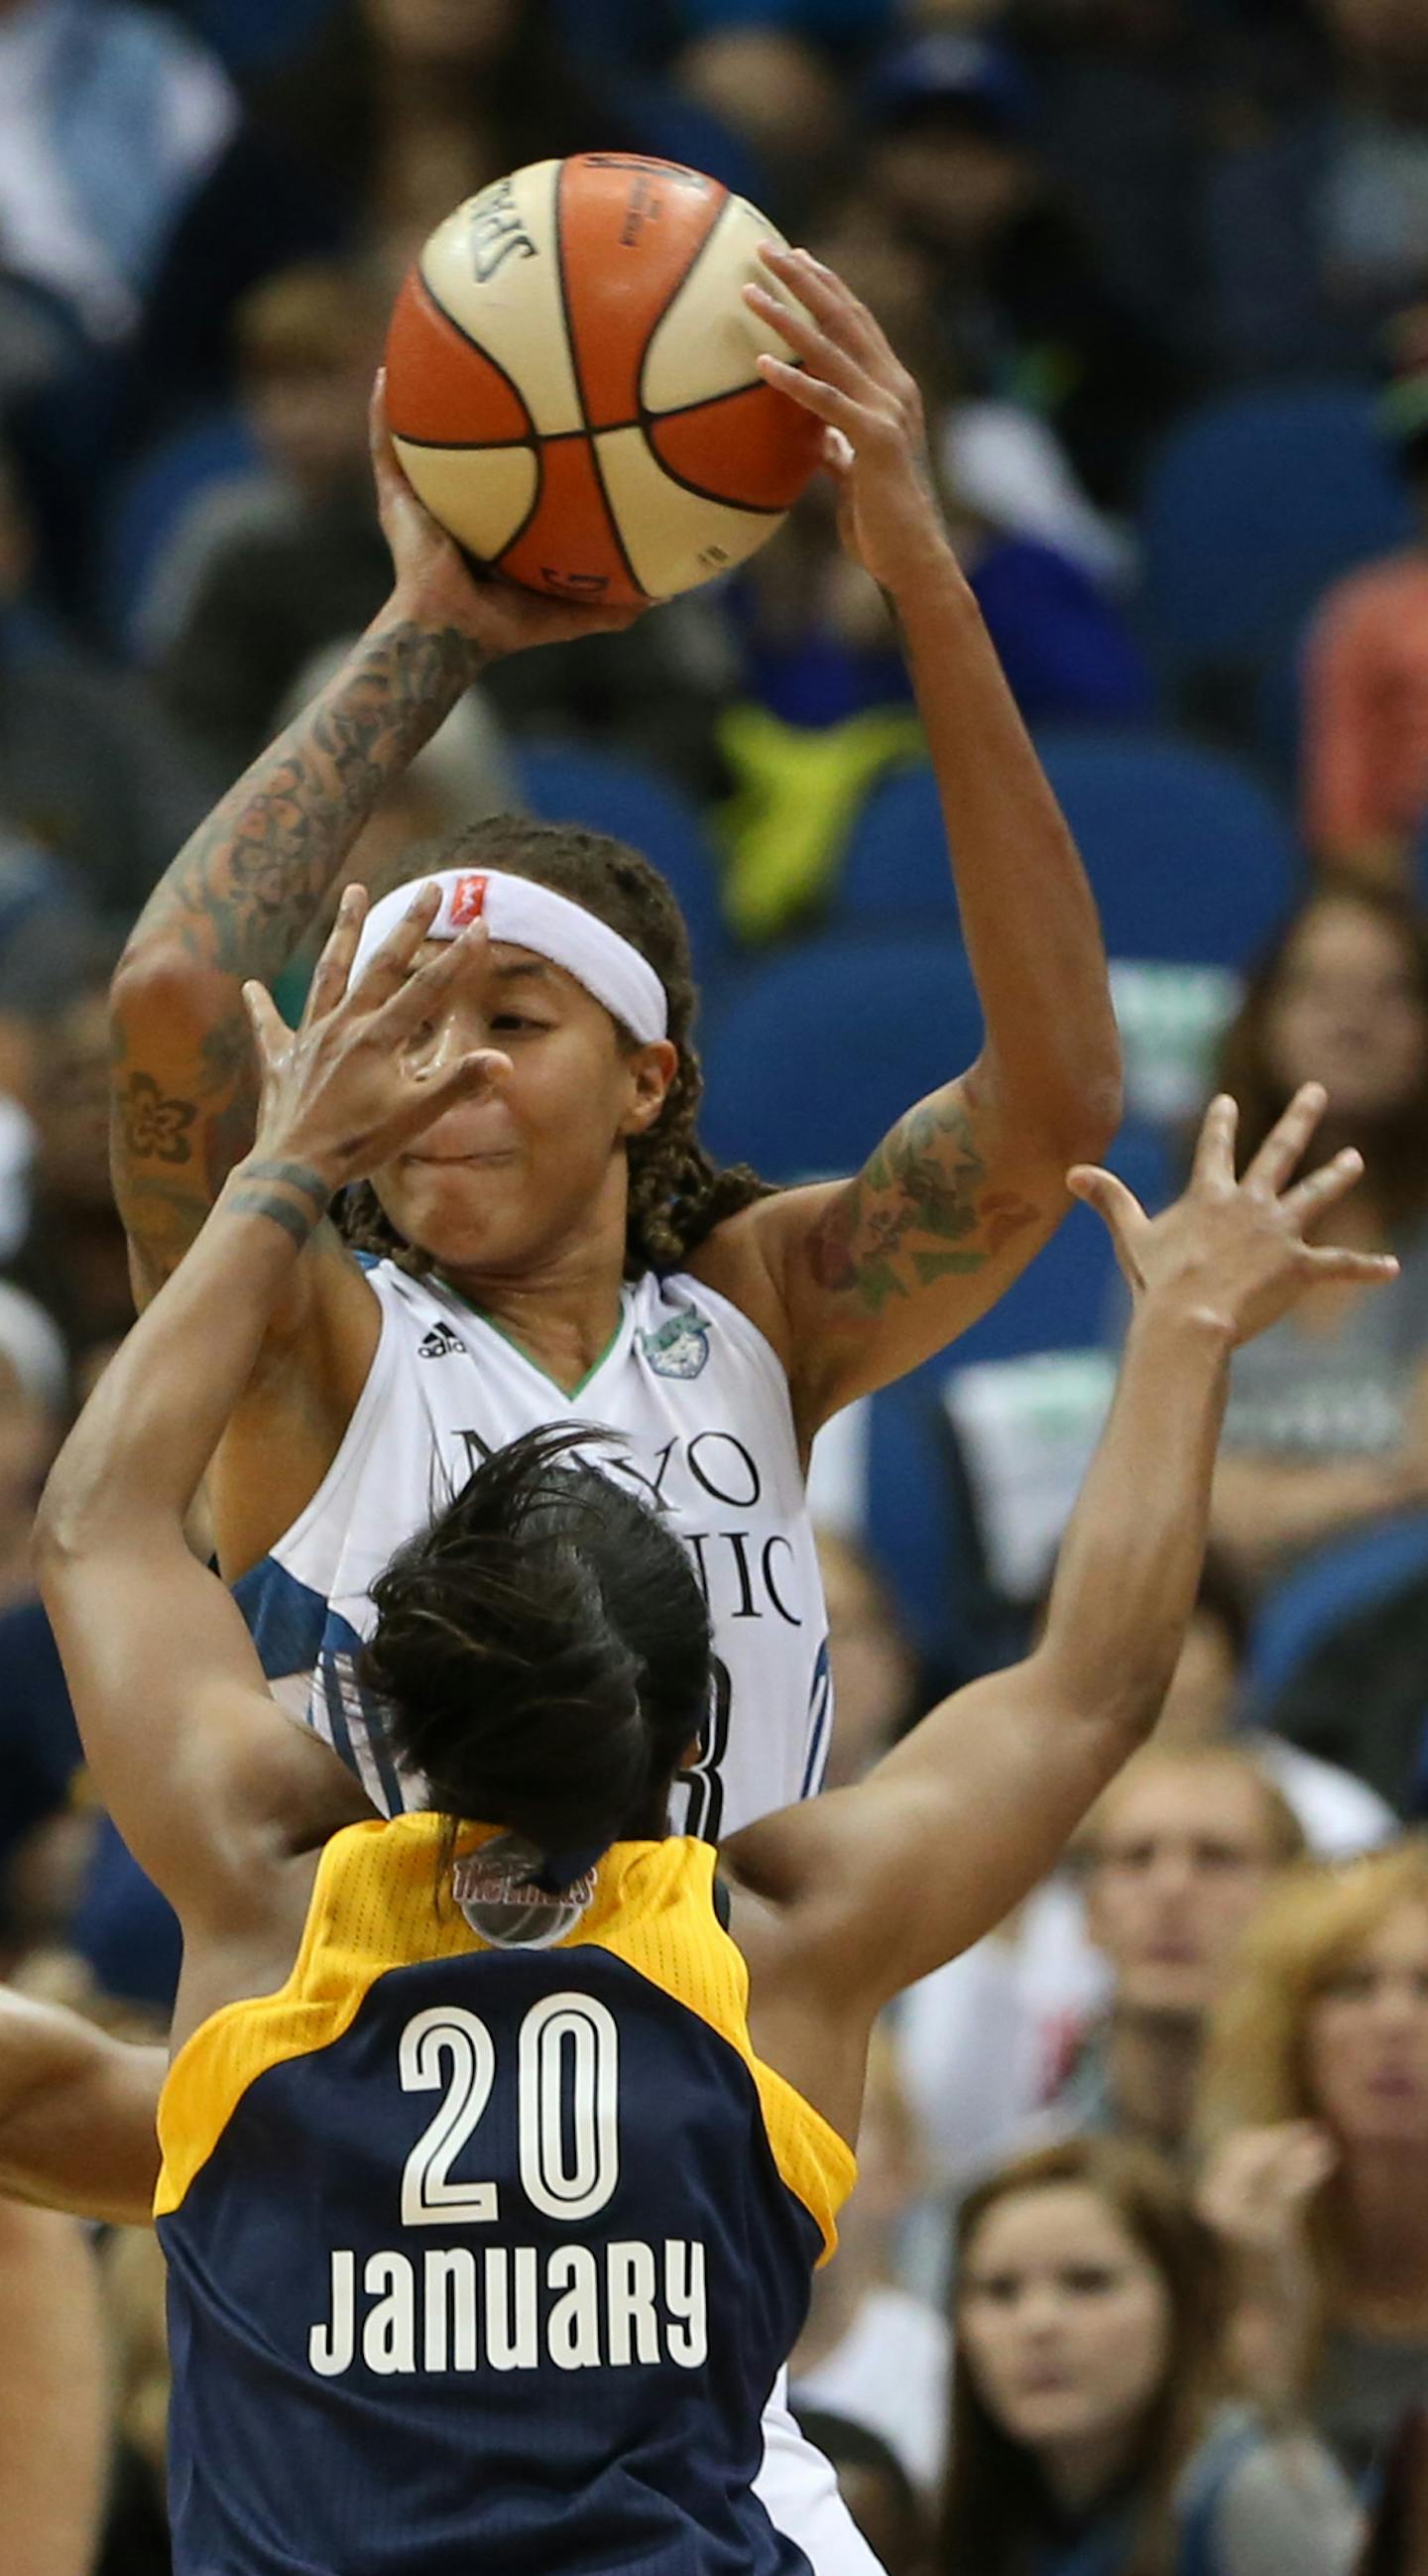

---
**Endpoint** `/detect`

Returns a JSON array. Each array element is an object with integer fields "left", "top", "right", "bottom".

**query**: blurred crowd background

[{"left": 6, "top": 0, "right": 1428, "bottom": 2569}]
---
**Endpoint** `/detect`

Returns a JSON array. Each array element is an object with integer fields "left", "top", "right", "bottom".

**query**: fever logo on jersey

[
  {"left": 639, "top": 1305, "right": 710, "bottom": 1382},
  {"left": 452, "top": 1833, "right": 598, "bottom": 1948}
]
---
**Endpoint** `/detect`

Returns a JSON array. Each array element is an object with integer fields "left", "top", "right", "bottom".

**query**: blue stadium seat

[
  {"left": 833, "top": 737, "right": 1299, "bottom": 971},
  {"left": 698, "top": 933, "right": 983, "bottom": 1180},
  {"left": 1035, "top": 731, "right": 1301, "bottom": 969},
  {"left": 949, "top": 1117, "right": 1170, "bottom": 1368},
  {"left": 1249, "top": 1513, "right": 1428, "bottom": 1704},
  {"left": 516, "top": 742, "right": 731, "bottom": 992},
  {"left": 835, "top": 765, "right": 958, "bottom": 928},
  {"left": 1140, "top": 383, "right": 1413, "bottom": 681}
]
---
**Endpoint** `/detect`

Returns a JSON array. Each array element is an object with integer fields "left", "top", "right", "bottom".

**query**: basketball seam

[
  {"left": 633, "top": 194, "right": 807, "bottom": 524},
  {"left": 402, "top": 266, "right": 536, "bottom": 448},
  {"left": 551, "top": 155, "right": 649, "bottom": 604},
  {"left": 401, "top": 265, "right": 545, "bottom": 567},
  {"left": 635, "top": 443, "right": 789, "bottom": 520},
  {"left": 635, "top": 184, "right": 737, "bottom": 422},
  {"left": 644, "top": 378, "right": 814, "bottom": 516}
]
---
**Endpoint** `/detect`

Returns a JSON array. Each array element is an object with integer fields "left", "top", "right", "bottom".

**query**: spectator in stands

[
  {"left": 1153, "top": 1546, "right": 1397, "bottom": 1853},
  {"left": 945, "top": 2135, "right": 1363, "bottom": 2575},
  {"left": 1302, "top": 321, "right": 1428, "bottom": 884},
  {"left": 0, "top": 0, "right": 236, "bottom": 349},
  {"left": 1043, "top": 1746, "right": 1305, "bottom": 2162},
  {"left": 860, "top": 31, "right": 1183, "bottom": 511},
  {"left": 1201, "top": 1840, "right": 1428, "bottom": 2481},
  {"left": 0, "top": 441, "right": 207, "bottom": 919},
  {"left": 1212, "top": 886, "right": 1428, "bottom": 1583},
  {"left": 791, "top": 2029, "right": 949, "bottom": 2493},
  {"left": 719, "top": 445, "right": 1152, "bottom": 943},
  {"left": 1266, "top": 1557, "right": 1428, "bottom": 1816},
  {"left": 893, "top": 1576, "right": 1386, "bottom": 2207},
  {"left": 128, "top": 0, "right": 696, "bottom": 443},
  {"left": 1358, "top": 2406, "right": 1428, "bottom": 2575},
  {"left": 792, "top": 2410, "right": 926, "bottom": 2576},
  {"left": 668, "top": 19, "right": 847, "bottom": 200},
  {"left": 1205, "top": 0, "right": 1428, "bottom": 382},
  {"left": 5, "top": 966, "right": 133, "bottom": 1378},
  {"left": 153, "top": 262, "right": 390, "bottom": 782}
]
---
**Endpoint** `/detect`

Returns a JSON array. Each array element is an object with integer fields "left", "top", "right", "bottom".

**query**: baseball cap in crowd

[{"left": 864, "top": 32, "right": 1034, "bottom": 138}]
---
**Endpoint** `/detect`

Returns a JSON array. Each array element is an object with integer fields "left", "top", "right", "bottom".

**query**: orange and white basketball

[{"left": 384, "top": 154, "right": 823, "bottom": 608}]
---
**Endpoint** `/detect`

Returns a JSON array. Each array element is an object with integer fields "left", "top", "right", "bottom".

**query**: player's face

[
  {"left": 1085, "top": 1766, "right": 1283, "bottom": 2019},
  {"left": 1306, "top": 1901, "right": 1428, "bottom": 2151},
  {"left": 368, "top": 937, "right": 674, "bottom": 1281},
  {"left": 959, "top": 2185, "right": 1170, "bottom": 2464},
  {"left": 1262, "top": 898, "right": 1428, "bottom": 1124}
]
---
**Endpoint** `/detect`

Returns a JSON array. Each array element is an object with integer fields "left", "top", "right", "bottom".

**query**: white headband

[{"left": 352, "top": 868, "right": 668, "bottom": 1043}]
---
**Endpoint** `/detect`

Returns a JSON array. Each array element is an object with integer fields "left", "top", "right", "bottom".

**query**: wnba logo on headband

[
  {"left": 448, "top": 874, "right": 489, "bottom": 927},
  {"left": 352, "top": 867, "right": 669, "bottom": 1045}
]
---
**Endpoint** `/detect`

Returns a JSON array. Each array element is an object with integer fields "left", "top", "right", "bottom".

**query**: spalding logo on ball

[{"left": 385, "top": 153, "right": 823, "bottom": 606}]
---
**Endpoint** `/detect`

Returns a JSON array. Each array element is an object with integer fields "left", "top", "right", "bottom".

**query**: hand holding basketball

[
  {"left": 1068, "top": 1084, "right": 1400, "bottom": 1347},
  {"left": 747, "top": 247, "right": 949, "bottom": 599},
  {"left": 371, "top": 380, "right": 645, "bottom": 661}
]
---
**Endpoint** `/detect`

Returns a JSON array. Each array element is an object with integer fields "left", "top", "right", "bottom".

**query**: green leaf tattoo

[{"left": 804, "top": 1093, "right": 1039, "bottom": 1321}]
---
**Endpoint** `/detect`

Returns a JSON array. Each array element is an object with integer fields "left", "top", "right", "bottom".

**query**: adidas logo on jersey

[{"left": 417, "top": 1322, "right": 464, "bottom": 1359}]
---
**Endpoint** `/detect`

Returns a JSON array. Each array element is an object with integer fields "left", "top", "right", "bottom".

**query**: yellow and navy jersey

[{"left": 156, "top": 1816, "right": 856, "bottom": 2576}]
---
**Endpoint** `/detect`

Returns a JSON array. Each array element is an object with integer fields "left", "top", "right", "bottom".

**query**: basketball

[{"left": 384, "top": 154, "right": 824, "bottom": 608}]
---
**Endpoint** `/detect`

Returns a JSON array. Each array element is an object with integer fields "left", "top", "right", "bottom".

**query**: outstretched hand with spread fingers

[
  {"left": 744, "top": 244, "right": 948, "bottom": 599},
  {"left": 1068, "top": 1083, "right": 1399, "bottom": 1347},
  {"left": 242, "top": 882, "right": 510, "bottom": 1192}
]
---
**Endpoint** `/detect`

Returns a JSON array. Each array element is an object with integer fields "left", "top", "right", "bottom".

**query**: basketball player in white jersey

[{"left": 107, "top": 247, "right": 1120, "bottom": 2572}]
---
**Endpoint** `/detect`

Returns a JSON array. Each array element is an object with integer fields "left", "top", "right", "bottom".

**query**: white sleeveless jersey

[{"left": 235, "top": 1259, "right": 833, "bottom": 1841}]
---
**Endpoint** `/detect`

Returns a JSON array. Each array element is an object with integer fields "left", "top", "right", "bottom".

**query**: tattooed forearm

[
  {"left": 111, "top": 615, "right": 485, "bottom": 1274},
  {"left": 805, "top": 1094, "right": 1040, "bottom": 1319},
  {"left": 130, "top": 618, "right": 486, "bottom": 984},
  {"left": 225, "top": 1161, "right": 332, "bottom": 1252}
]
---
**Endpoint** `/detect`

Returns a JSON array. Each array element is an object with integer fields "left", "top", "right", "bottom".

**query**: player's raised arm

[
  {"left": 727, "top": 1088, "right": 1397, "bottom": 2123},
  {"left": 732, "top": 246, "right": 1122, "bottom": 1437},
  {"left": 38, "top": 894, "right": 510, "bottom": 1926},
  {"left": 108, "top": 383, "right": 636, "bottom": 1312},
  {"left": 0, "top": 1988, "right": 163, "bottom": 2226}
]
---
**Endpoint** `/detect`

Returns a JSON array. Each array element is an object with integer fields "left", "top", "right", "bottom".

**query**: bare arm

[
  {"left": 110, "top": 386, "right": 637, "bottom": 1308},
  {"left": 728, "top": 1089, "right": 1397, "bottom": 2128},
  {"left": 728, "top": 250, "right": 1121, "bottom": 1433},
  {"left": 38, "top": 901, "right": 508, "bottom": 1925},
  {"left": 0, "top": 2202, "right": 109, "bottom": 2576},
  {"left": 0, "top": 1988, "right": 163, "bottom": 2225}
]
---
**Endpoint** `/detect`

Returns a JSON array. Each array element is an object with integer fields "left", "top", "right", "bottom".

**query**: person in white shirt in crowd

[{"left": 0, "top": 0, "right": 236, "bottom": 345}]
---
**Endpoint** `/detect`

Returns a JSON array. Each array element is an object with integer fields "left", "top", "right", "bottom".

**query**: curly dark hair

[
  {"left": 340, "top": 812, "right": 774, "bottom": 1280},
  {"left": 1213, "top": 876, "right": 1428, "bottom": 1238}
]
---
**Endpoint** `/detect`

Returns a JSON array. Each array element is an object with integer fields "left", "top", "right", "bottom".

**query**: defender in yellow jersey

[{"left": 33, "top": 889, "right": 1393, "bottom": 2575}]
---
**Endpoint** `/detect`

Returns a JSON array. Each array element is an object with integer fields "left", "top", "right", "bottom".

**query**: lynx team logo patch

[{"left": 639, "top": 1305, "right": 710, "bottom": 1381}]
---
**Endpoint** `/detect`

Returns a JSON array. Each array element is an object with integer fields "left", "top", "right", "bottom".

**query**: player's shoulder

[{"left": 681, "top": 1187, "right": 822, "bottom": 1375}]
